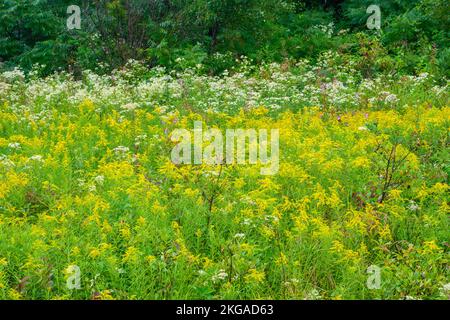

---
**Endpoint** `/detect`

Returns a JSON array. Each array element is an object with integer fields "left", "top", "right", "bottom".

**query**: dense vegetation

[
  {"left": 1, "top": 0, "right": 449, "bottom": 77},
  {"left": 0, "top": 1, "right": 448, "bottom": 300}
]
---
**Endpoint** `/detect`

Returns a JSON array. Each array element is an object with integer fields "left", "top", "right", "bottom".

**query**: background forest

[{"left": 0, "top": 0, "right": 449, "bottom": 78}]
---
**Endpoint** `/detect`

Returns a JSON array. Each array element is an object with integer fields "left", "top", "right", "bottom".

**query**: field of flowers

[{"left": 0, "top": 53, "right": 449, "bottom": 300}]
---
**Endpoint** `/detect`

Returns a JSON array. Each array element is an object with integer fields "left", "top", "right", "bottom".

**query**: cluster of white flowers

[
  {"left": 94, "top": 175, "right": 105, "bottom": 185},
  {"left": 0, "top": 155, "right": 15, "bottom": 168},
  {"left": 112, "top": 146, "right": 130, "bottom": 160},
  {"left": 304, "top": 288, "right": 322, "bottom": 300},
  {"left": 113, "top": 146, "right": 130, "bottom": 154},
  {"left": 0, "top": 81, "right": 11, "bottom": 94},
  {"left": 0, "top": 53, "right": 446, "bottom": 120},
  {"left": 134, "top": 134, "right": 147, "bottom": 147},
  {"left": 211, "top": 270, "right": 228, "bottom": 282},
  {"left": 120, "top": 102, "right": 140, "bottom": 112},
  {"left": 8, "top": 142, "right": 21, "bottom": 149},
  {"left": 407, "top": 200, "right": 420, "bottom": 212},
  {"left": 312, "top": 22, "right": 335, "bottom": 38},
  {"left": 404, "top": 295, "right": 421, "bottom": 300},
  {"left": 0, "top": 67, "right": 25, "bottom": 83},
  {"left": 29, "top": 155, "right": 43, "bottom": 162},
  {"left": 384, "top": 93, "right": 399, "bottom": 104}
]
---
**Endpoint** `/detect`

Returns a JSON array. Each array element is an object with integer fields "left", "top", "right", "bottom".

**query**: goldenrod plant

[{"left": 0, "top": 56, "right": 448, "bottom": 299}]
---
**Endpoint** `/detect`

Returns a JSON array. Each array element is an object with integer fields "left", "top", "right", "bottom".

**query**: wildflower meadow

[
  {"left": 1, "top": 54, "right": 448, "bottom": 300},
  {"left": 0, "top": 0, "right": 448, "bottom": 303}
]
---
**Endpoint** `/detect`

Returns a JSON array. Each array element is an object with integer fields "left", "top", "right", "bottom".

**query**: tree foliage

[{"left": 0, "top": 0, "right": 448, "bottom": 76}]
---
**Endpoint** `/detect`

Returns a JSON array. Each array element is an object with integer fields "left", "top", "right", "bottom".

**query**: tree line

[{"left": 0, "top": 0, "right": 448, "bottom": 77}]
